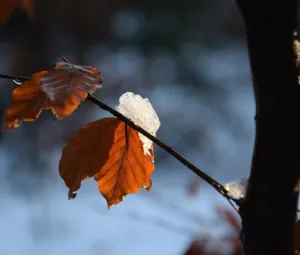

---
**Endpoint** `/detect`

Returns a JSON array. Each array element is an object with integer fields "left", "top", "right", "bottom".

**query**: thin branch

[
  {"left": 0, "top": 72, "right": 240, "bottom": 209},
  {"left": 87, "top": 94, "right": 236, "bottom": 202},
  {"left": 227, "top": 198, "right": 239, "bottom": 214},
  {"left": 0, "top": 73, "right": 28, "bottom": 82}
]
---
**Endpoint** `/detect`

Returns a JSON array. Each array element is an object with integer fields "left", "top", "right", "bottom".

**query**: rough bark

[{"left": 236, "top": 0, "right": 300, "bottom": 254}]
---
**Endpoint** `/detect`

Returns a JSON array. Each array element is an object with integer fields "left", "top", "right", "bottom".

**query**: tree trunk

[{"left": 236, "top": 0, "right": 300, "bottom": 254}]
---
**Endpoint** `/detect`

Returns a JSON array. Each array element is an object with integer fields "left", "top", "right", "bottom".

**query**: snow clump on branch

[
  {"left": 224, "top": 178, "right": 248, "bottom": 200},
  {"left": 116, "top": 92, "right": 161, "bottom": 155}
]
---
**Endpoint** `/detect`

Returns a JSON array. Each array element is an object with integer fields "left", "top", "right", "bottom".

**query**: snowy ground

[{"left": 0, "top": 155, "right": 242, "bottom": 255}]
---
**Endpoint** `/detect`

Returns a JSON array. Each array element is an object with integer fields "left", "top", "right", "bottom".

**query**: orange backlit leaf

[
  {"left": 187, "top": 178, "right": 201, "bottom": 197},
  {"left": 0, "top": 1, "right": 15, "bottom": 23},
  {"left": 59, "top": 118, "right": 119, "bottom": 193},
  {"left": 0, "top": 0, "right": 34, "bottom": 23},
  {"left": 295, "top": 220, "right": 300, "bottom": 252},
  {"left": 184, "top": 209, "right": 242, "bottom": 255},
  {"left": 59, "top": 117, "right": 155, "bottom": 208},
  {"left": 5, "top": 62, "right": 102, "bottom": 130},
  {"left": 17, "top": 0, "right": 34, "bottom": 18},
  {"left": 184, "top": 239, "right": 214, "bottom": 255},
  {"left": 94, "top": 120, "right": 155, "bottom": 208},
  {"left": 40, "top": 62, "right": 102, "bottom": 119},
  {"left": 5, "top": 71, "right": 50, "bottom": 130},
  {"left": 143, "top": 145, "right": 154, "bottom": 192}
]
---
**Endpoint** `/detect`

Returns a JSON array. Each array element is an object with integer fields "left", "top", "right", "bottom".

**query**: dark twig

[
  {"left": 227, "top": 198, "right": 239, "bottom": 214},
  {"left": 87, "top": 94, "right": 235, "bottom": 201},
  {"left": 0, "top": 72, "right": 239, "bottom": 209},
  {"left": 0, "top": 73, "right": 28, "bottom": 82}
]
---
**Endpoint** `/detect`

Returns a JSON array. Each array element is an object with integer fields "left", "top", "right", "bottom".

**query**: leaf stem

[{"left": 0, "top": 72, "right": 240, "bottom": 209}]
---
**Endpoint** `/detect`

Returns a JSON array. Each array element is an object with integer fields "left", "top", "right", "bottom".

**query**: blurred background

[{"left": 0, "top": 0, "right": 255, "bottom": 254}]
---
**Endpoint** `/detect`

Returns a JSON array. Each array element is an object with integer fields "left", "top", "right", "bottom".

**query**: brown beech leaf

[
  {"left": 0, "top": 0, "right": 15, "bottom": 23},
  {"left": 40, "top": 62, "right": 102, "bottom": 119},
  {"left": 95, "top": 122, "right": 155, "bottom": 208},
  {"left": 184, "top": 239, "right": 221, "bottom": 255},
  {"left": 184, "top": 209, "right": 242, "bottom": 255},
  {"left": 143, "top": 145, "right": 154, "bottom": 192},
  {"left": 5, "top": 71, "right": 50, "bottom": 130},
  {"left": 59, "top": 118, "right": 119, "bottom": 194},
  {"left": 59, "top": 117, "right": 155, "bottom": 208},
  {"left": 187, "top": 178, "right": 201, "bottom": 197},
  {"left": 219, "top": 209, "right": 241, "bottom": 232},
  {"left": 0, "top": 0, "right": 34, "bottom": 23},
  {"left": 219, "top": 209, "right": 242, "bottom": 255},
  {"left": 295, "top": 220, "right": 300, "bottom": 252},
  {"left": 5, "top": 62, "right": 102, "bottom": 130}
]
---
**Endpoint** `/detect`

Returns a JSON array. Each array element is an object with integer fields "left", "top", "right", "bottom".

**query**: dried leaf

[
  {"left": 184, "top": 239, "right": 221, "bottom": 255},
  {"left": 18, "top": 0, "right": 34, "bottom": 18},
  {"left": 0, "top": 0, "right": 34, "bottom": 23},
  {"left": 0, "top": 0, "right": 15, "bottom": 23},
  {"left": 295, "top": 220, "right": 300, "bottom": 251},
  {"left": 5, "top": 62, "right": 103, "bottom": 130},
  {"left": 59, "top": 118, "right": 119, "bottom": 193},
  {"left": 187, "top": 178, "right": 201, "bottom": 197},
  {"left": 40, "top": 62, "right": 102, "bottom": 119},
  {"left": 183, "top": 239, "right": 207, "bottom": 255},
  {"left": 184, "top": 209, "right": 242, "bottom": 255},
  {"left": 95, "top": 120, "right": 155, "bottom": 207},
  {"left": 5, "top": 71, "right": 50, "bottom": 130},
  {"left": 143, "top": 145, "right": 154, "bottom": 192},
  {"left": 219, "top": 209, "right": 241, "bottom": 232},
  {"left": 219, "top": 209, "right": 242, "bottom": 255},
  {"left": 59, "top": 117, "right": 155, "bottom": 208}
]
